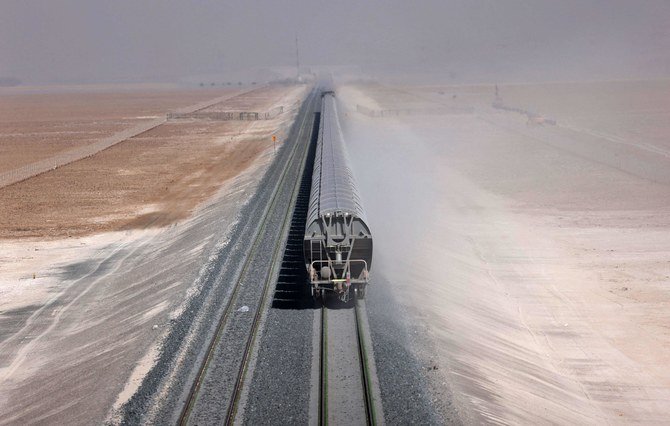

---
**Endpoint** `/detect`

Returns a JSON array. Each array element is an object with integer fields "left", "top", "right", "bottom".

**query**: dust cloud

[{"left": 336, "top": 77, "right": 670, "bottom": 423}]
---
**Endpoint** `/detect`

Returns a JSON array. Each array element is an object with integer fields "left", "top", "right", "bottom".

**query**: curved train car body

[{"left": 304, "top": 91, "right": 373, "bottom": 300}]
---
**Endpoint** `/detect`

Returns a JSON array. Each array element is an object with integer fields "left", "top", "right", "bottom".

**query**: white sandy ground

[
  {"left": 0, "top": 84, "right": 307, "bottom": 319},
  {"left": 0, "top": 85, "right": 309, "bottom": 424},
  {"left": 339, "top": 84, "right": 670, "bottom": 424},
  {"left": 0, "top": 171, "right": 253, "bottom": 424},
  {"left": 0, "top": 231, "right": 157, "bottom": 315}
]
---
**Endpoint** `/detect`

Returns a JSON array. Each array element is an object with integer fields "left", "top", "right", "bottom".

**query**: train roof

[{"left": 307, "top": 93, "right": 368, "bottom": 225}]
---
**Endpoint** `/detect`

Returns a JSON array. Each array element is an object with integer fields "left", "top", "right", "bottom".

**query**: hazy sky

[{"left": 1, "top": 0, "right": 669, "bottom": 83}]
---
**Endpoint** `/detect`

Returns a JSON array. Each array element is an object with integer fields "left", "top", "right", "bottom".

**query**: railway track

[
  {"left": 239, "top": 88, "right": 384, "bottom": 425},
  {"left": 318, "top": 299, "right": 382, "bottom": 425},
  {"left": 145, "top": 86, "right": 383, "bottom": 425},
  {"left": 269, "top": 111, "right": 319, "bottom": 309},
  {"left": 176, "top": 89, "right": 320, "bottom": 425}
]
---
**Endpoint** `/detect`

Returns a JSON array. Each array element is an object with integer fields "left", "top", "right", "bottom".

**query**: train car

[{"left": 304, "top": 91, "right": 373, "bottom": 301}]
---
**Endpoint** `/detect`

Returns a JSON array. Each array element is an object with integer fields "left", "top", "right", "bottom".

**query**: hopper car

[{"left": 303, "top": 90, "right": 373, "bottom": 301}]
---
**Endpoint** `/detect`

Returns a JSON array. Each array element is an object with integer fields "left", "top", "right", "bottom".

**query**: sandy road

[
  {"left": 0, "top": 85, "right": 239, "bottom": 173},
  {"left": 339, "top": 82, "right": 670, "bottom": 424}
]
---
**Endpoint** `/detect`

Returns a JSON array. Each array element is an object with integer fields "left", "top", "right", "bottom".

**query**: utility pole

[{"left": 295, "top": 35, "right": 300, "bottom": 81}]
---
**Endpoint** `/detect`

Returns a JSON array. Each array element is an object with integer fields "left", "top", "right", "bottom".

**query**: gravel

[
  {"left": 120, "top": 87, "right": 459, "bottom": 425},
  {"left": 365, "top": 273, "right": 462, "bottom": 425},
  {"left": 240, "top": 111, "right": 319, "bottom": 425},
  {"left": 241, "top": 307, "right": 315, "bottom": 424},
  {"left": 243, "top": 94, "right": 462, "bottom": 425},
  {"left": 119, "top": 90, "right": 318, "bottom": 424}
]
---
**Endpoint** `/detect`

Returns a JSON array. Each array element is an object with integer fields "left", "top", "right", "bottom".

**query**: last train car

[{"left": 303, "top": 90, "right": 373, "bottom": 301}]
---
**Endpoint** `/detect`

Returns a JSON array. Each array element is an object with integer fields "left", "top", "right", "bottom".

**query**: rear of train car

[{"left": 304, "top": 90, "right": 373, "bottom": 301}]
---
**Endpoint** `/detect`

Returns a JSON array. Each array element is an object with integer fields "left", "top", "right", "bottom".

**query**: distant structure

[
  {"left": 491, "top": 84, "right": 556, "bottom": 126},
  {"left": 492, "top": 84, "right": 504, "bottom": 108},
  {"left": 295, "top": 35, "right": 301, "bottom": 80}
]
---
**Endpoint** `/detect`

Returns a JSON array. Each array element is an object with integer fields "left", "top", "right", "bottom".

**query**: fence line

[
  {"left": 0, "top": 85, "right": 266, "bottom": 189},
  {"left": 167, "top": 103, "right": 285, "bottom": 121},
  {"left": 492, "top": 98, "right": 556, "bottom": 126}
]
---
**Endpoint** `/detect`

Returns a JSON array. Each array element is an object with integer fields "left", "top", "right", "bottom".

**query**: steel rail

[
  {"left": 319, "top": 307, "right": 328, "bottom": 426},
  {"left": 354, "top": 301, "right": 377, "bottom": 426},
  {"left": 178, "top": 89, "right": 317, "bottom": 425},
  {"left": 319, "top": 301, "right": 377, "bottom": 426},
  {"left": 223, "top": 91, "right": 318, "bottom": 425}
]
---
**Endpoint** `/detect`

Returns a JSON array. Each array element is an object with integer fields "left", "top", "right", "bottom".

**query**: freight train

[{"left": 303, "top": 90, "right": 373, "bottom": 302}]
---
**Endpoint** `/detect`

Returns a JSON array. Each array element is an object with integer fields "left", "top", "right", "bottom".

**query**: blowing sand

[{"left": 340, "top": 81, "right": 670, "bottom": 424}]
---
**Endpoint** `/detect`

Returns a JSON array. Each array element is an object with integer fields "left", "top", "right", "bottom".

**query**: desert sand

[
  {"left": 0, "top": 84, "right": 306, "bottom": 239},
  {"left": 3, "top": 78, "right": 669, "bottom": 424},
  {"left": 0, "top": 84, "right": 308, "bottom": 424},
  {"left": 340, "top": 80, "right": 670, "bottom": 424},
  {"left": 0, "top": 86, "right": 240, "bottom": 172}
]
